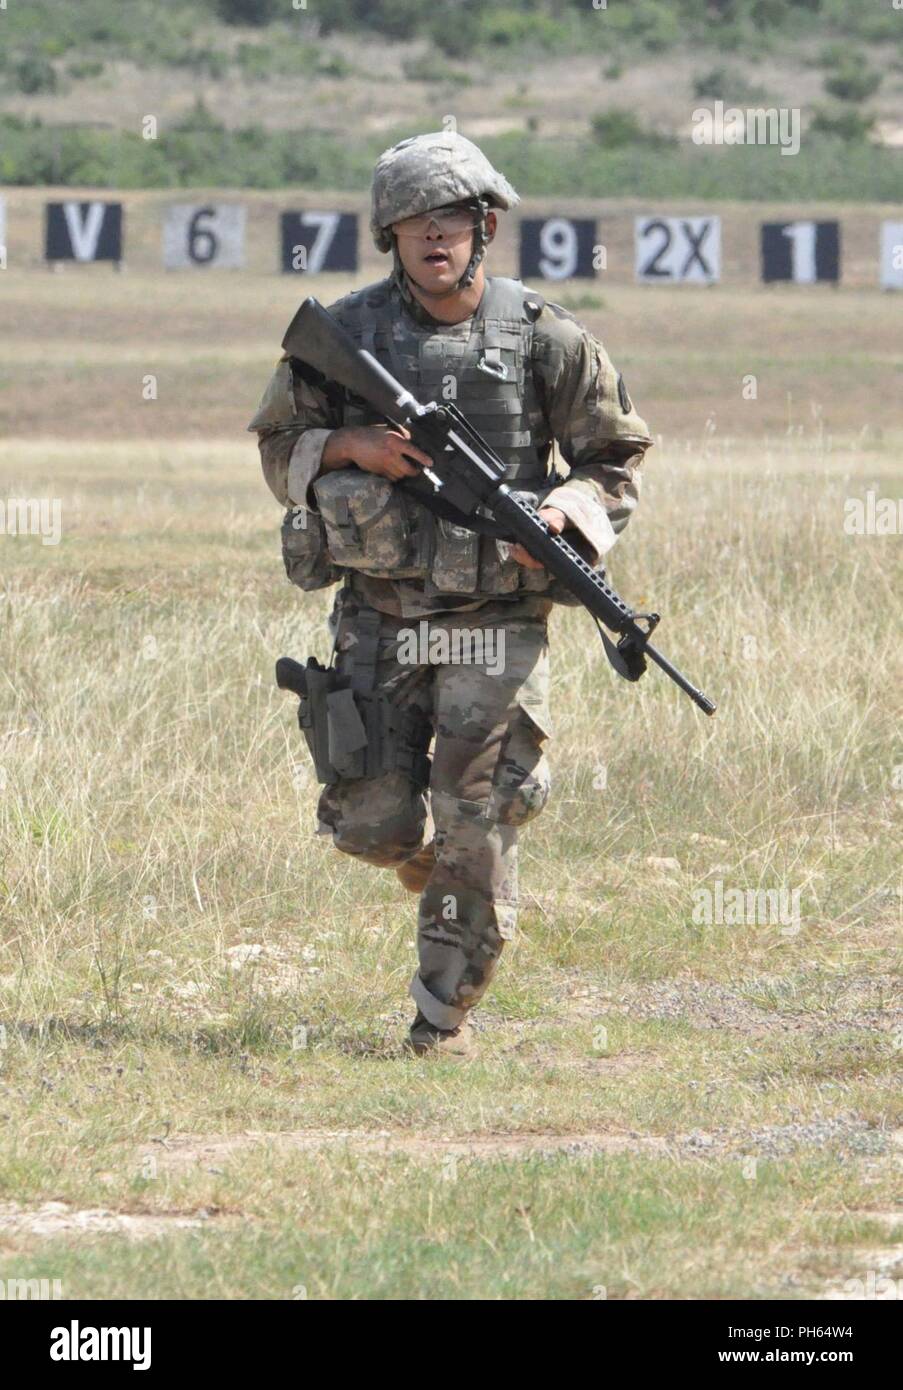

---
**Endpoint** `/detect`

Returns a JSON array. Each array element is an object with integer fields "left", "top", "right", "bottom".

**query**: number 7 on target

[{"left": 280, "top": 211, "right": 359, "bottom": 274}]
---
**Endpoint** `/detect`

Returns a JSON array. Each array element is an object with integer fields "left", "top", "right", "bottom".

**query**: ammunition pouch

[
  {"left": 281, "top": 505, "right": 342, "bottom": 592},
  {"left": 313, "top": 470, "right": 427, "bottom": 578}
]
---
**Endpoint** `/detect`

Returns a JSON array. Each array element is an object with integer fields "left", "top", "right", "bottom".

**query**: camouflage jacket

[{"left": 249, "top": 273, "right": 653, "bottom": 618}]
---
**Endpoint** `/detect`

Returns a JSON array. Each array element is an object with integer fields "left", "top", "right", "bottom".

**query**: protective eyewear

[{"left": 392, "top": 205, "right": 482, "bottom": 238}]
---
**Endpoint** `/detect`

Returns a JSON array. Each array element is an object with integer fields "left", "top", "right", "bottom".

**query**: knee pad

[
  {"left": 317, "top": 773, "right": 427, "bottom": 866},
  {"left": 493, "top": 761, "right": 551, "bottom": 827}
]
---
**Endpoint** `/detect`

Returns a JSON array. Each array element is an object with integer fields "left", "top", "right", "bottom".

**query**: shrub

[
  {"left": 810, "top": 106, "right": 875, "bottom": 141},
  {"left": 66, "top": 60, "right": 106, "bottom": 81},
  {"left": 428, "top": 6, "right": 482, "bottom": 59},
  {"left": 821, "top": 0, "right": 901, "bottom": 42},
  {"left": 235, "top": 42, "right": 274, "bottom": 80},
  {"left": 590, "top": 109, "right": 672, "bottom": 149},
  {"left": 14, "top": 55, "right": 59, "bottom": 95},
  {"left": 236, "top": 41, "right": 326, "bottom": 80},
  {"left": 172, "top": 99, "right": 227, "bottom": 135},
  {"left": 478, "top": 9, "right": 564, "bottom": 50},
  {"left": 39, "top": 36, "right": 70, "bottom": 59},
  {"left": 173, "top": 47, "right": 231, "bottom": 80},
  {"left": 824, "top": 64, "right": 882, "bottom": 103},
  {"left": 816, "top": 41, "right": 849, "bottom": 71},
  {"left": 368, "top": 0, "right": 435, "bottom": 40},
  {"left": 214, "top": 0, "right": 282, "bottom": 25},
  {"left": 611, "top": 0, "right": 683, "bottom": 53},
  {"left": 2, "top": 115, "right": 902, "bottom": 199},
  {"left": 317, "top": 54, "right": 352, "bottom": 78},
  {"left": 693, "top": 65, "right": 768, "bottom": 103},
  {"left": 402, "top": 51, "right": 475, "bottom": 85}
]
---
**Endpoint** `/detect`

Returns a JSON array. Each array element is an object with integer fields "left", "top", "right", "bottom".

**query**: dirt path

[
  {"left": 0, "top": 1201, "right": 229, "bottom": 1241},
  {"left": 146, "top": 1117, "right": 902, "bottom": 1169}
]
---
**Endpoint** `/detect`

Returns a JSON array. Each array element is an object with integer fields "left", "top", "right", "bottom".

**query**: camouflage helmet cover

[{"left": 370, "top": 131, "right": 520, "bottom": 252}]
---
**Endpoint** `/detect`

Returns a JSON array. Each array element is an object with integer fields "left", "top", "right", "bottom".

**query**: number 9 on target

[{"left": 519, "top": 217, "right": 598, "bottom": 281}]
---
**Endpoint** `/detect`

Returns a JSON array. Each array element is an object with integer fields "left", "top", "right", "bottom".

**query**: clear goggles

[{"left": 392, "top": 204, "right": 482, "bottom": 238}]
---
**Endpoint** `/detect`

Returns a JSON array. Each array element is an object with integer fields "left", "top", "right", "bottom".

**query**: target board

[
  {"left": 761, "top": 221, "right": 840, "bottom": 283},
  {"left": 880, "top": 221, "right": 903, "bottom": 290},
  {"left": 635, "top": 216, "right": 721, "bottom": 284},
  {"left": 280, "top": 212, "right": 358, "bottom": 273},
  {"left": 519, "top": 218, "right": 598, "bottom": 280},
  {"left": 45, "top": 201, "right": 123, "bottom": 262},
  {"left": 163, "top": 204, "right": 247, "bottom": 269}
]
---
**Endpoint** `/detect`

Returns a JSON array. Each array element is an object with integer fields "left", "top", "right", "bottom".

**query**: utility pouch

[
  {"left": 314, "top": 470, "right": 424, "bottom": 576},
  {"left": 430, "top": 517, "right": 481, "bottom": 594},
  {"left": 281, "top": 506, "right": 342, "bottom": 592},
  {"left": 326, "top": 686, "right": 368, "bottom": 778}
]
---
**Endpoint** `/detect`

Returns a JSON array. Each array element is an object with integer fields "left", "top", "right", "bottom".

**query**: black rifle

[{"left": 281, "top": 297, "right": 716, "bottom": 717}]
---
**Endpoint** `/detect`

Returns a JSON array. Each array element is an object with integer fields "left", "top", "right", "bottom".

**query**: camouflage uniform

[{"left": 249, "top": 136, "right": 652, "bottom": 1034}]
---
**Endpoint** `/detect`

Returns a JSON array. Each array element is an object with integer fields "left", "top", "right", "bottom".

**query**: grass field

[{"left": 0, "top": 232, "right": 901, "bottom": 1298}]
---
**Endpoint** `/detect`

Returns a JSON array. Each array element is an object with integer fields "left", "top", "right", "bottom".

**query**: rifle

[{"left": 281, "top": 297, "right": 716, "bottom": 717}]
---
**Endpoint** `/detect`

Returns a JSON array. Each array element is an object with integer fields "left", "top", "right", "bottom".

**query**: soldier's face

[{"left": 393, "top": 207, "right": 496, "bottom": 294}]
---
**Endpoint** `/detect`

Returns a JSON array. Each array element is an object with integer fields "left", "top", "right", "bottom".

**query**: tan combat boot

[
  {"left": 405, "top": 1010, "right": 477, "bottom": 1059},
  {"left": 396, "top": 839, "right": 437, "bottom": 894}
]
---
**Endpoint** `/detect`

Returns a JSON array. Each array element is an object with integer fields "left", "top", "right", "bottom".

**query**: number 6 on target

[{"left": 163, "top": 204, "right": 246, "bottom": 270}]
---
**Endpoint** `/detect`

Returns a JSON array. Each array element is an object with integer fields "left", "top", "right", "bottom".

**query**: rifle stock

[{"left": 283, "top": 298, "right": 418, "bottom": 427}]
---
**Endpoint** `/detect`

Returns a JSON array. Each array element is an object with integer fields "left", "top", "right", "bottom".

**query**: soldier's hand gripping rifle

[{"left": 281, "top": 298, "right": 716, "bottom": 717}]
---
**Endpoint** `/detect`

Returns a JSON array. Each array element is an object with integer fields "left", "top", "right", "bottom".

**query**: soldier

[{"left": 250, "top": 131, "right": 652, "bottom": 1058}]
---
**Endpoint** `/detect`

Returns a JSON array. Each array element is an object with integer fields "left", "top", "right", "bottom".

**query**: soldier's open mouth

[{"left": 424, "top": 252, "right": 449, "bottom": 264}]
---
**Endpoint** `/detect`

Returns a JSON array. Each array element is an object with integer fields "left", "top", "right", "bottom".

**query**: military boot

[
  {"left": 404, "top": 1010, "right": 476, "bottom": 1059},
  {"left": 396, "top": 839, "right": 436, "bottom": 894}
]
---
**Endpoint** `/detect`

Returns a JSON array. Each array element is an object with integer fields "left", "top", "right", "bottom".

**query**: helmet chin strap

[
  {"left": 393, "top": 199, "right": 490, "bottom": 300},
  {"left": 458, "top": 199, "right": 490, "bottom": 289}
]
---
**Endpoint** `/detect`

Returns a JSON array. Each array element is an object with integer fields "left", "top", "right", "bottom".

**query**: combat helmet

[{"left": 370, "top": 130, "right": 520, "bottom": 290}]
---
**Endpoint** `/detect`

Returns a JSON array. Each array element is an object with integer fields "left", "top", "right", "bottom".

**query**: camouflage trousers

[{"left": 316, "top": 595, "right": 552, "bottom": 1030}]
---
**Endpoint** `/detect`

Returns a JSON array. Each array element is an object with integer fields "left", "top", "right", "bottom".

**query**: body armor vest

[{"left": 318, "top": 275, "right": 555, "bottom": 598}]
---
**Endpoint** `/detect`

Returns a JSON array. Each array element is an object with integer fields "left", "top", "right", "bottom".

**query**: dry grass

[{"left": 0, "top": 252, "right": 900, "bottom": 1298}]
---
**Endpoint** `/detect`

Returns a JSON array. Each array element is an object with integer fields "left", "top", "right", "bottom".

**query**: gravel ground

[{"left": 557, "top": 972, "right": 902, "bottom": 1037}]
